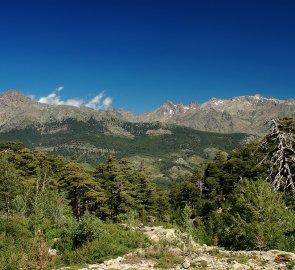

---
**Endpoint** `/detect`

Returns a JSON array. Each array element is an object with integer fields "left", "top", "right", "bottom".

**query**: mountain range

[
  {"left": 1, "top": 90, "right": 295, "bottom": 136},
  {"left": 0, "top": 90, "right": 294, "bottom": 186},
  {"left": 111, "top": 94, "right": 295, "bottom": 135}
]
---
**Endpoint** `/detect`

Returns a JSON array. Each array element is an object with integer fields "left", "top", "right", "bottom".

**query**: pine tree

[
  {"left": 202, "top": 142, "right": 266, "bottom": 215},
  {"left": 94, "top": 157, "right": 136, "bottom": 220},
  {"left": 0, "top": 154, "right": 19, "bottom": 215},
  {"left": 134, "top": 161, "right": 157, "bottom": 222},
  {"left": 170, "top": 180, "right": 203, "bottom": 216},
  {"left": 59, "top": 160, "right": 105, "bottom": 220},
  {"left": 155, "top": 190, "right": 171, "bottom": 222},
  {"left": 179, "top": 204, "right": 193, "bottom": 233},
  {"left": 218, "top": 179, "right": 295, "bottom": 250}
]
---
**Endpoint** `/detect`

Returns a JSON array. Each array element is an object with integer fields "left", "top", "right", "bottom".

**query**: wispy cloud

[
  {"left": 56, "top": 86, "right": 64, "bottom": 92},
  {"left": 102, "top": 97, "right": 113, "bottom": 107},
  {"left": 37, "top": 87, "right": 112, "bottom": 110},
  {"left": 85, "top": 91, "right": 105, "bottom": 109}
]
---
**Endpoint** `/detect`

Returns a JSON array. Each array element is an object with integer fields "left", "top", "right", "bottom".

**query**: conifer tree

[
  {"left": 218, "top": 179, "right": 295, "bottom": 250},
  {"left": 0, "top": 154, "right": 19, "bottom": 215},
  {"left": 155, "top": 190, "right": 171, "bottom": 222},
  {"left": 135, "top": 160, "right": 157, "bottom": 222},
  {"left": 202, "top": 142, "right": 266, "bottom": 215},
  {"left": 94, "top": 156, "right": 136, "bottom": 220},
  {"left": 59, "top": 160, "right": 105, "bottom": 220}
]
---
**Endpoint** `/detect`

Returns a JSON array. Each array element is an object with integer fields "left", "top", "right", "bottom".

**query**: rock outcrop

[{"left": 66, "top": 226, "right": 295, "bottom": 270}]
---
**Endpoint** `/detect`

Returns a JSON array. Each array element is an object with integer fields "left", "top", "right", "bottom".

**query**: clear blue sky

[{"left": 0, "top": 0, "right": 294, "bottom": 112}]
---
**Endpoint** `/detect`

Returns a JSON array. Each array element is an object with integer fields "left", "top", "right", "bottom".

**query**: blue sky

[{"left": 0, "top": 0, "right": 294, "bottom": 112}]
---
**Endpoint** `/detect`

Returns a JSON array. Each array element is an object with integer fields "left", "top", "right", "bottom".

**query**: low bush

[{"left": 55, "top": 214, "right": 150, "bottom": 266}]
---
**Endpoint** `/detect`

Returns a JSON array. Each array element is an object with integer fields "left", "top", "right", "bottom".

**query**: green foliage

[
  {"left": 0, "top": 215, "right": 33, "bottom": 270},
  {"left": 170, "top": 180, "right": 203, "bottom": 216},
  {"left": 277, "top": 117, "right": 295, "bottom": 135},
  {"left": 202, "top": 142, "right": 267, "bottom": 215},
  {"left": 71, "top": 214, "right": 104, "bottom": 248},
  {"left": 0, "top": 142, "right": 151, "bottom": 269},
  {"left": 155, "top": 190, "right": 171, "bottom": 223},
  {"left": 21, "top": 228, "right": 57, "bottom": 270},
  {"left": 192, "top": 217, "right": 211, "bottom": 245},
  {"left": 154, "top": 255, "right": 184, "bottom": 269},
  {"left": 55, "top": 214, "right": 150, "bottom": 265},
  {"left": 216, "top": 180, "right": 295, "bottom": 250},
  {"left": 59, "top": 160, "right": 106, "bottom": 220},
  {"left": 135, "top": 162, "right": 158, "bottom": 221},
  {"left": 287, "top": 260, "right": 295, "bottom": 269},
  {"left": 0, "top": 117, "right": 295, "bottom": 269},
  {"left": 117, "top": 210, "right": 141, "bottom": 227},
  {"left": 0, "top": 118, "right": 247, "bottom": 182},
  {"left": 94, "top": 157, "right": 137, "bottom": 220},
  {"left": 144, "top": 238, "right": 184, "bottom": 269},
  {"left": 94, "top": 156, "right": 159, "bottom": 221},
  {"left": 0, "top": 155, "right": 19, "bottom": 215},
  {"left": 178, "top": 204, "right": 193, "bottom": 234}
]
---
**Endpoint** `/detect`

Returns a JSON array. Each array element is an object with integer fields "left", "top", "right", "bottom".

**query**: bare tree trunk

[{"left": 258, "top": 119, "right": 295, "bottom": 192}]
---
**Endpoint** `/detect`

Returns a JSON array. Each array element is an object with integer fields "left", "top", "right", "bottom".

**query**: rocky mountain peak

[
  {"left": 206, "top": 97, "right": 225, "bottom": 106},
  {"left": 0, "top": 90, "right": 32, "bottom": 103},
  {"left": 229, "top": 94, "right": 281, "bottom": 104},
  {"left": 0, "top": 89, "right": 294, "bottom": 136},
  {"left": 161, "top": 100, "right": 175, "bottom": 108},
  {"left": 158, "top": 101, "right": 192, "bottom": 118},
  {"left": 144, "top": 94, "right": 295, "bottom": 135},
  {"left": 159, "top": 100, "right": 199, "bottom": 114},
  {"left": 189, "top": 101, "right": 199, "bottom": 109}
]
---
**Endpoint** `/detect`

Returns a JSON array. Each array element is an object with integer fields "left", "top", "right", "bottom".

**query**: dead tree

[{"left": 258, "top": 118, "right": 295, "bottom": 192}]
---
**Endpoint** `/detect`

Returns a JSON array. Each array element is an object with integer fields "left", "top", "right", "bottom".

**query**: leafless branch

[{"left": 258, "top": 119, "right": 295, "bottom": 193}]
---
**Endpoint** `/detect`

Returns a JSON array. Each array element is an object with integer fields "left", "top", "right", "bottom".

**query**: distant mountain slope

[
  {"left": 1, "top": 90, "right": 294, "bottom": 136},
  {"left": 0, "top": 90, "right": 110, "bottom": 132},
  {"left": 6, "top": 89, "right": 291, "bottom": 185},
  {"left": 0, "top": 89, "right": 292, "bottom": 187},
  {"left": 0, "top": 118, "right": 246, "bottom": 160},
  {"left": 0, "top": 117, "right": 247, "bottom": 186},
  {"left": 110, "top": 94, "right": 295, "bottom": 136}
]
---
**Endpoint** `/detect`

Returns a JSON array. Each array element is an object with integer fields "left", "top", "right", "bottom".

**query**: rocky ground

[{"left": 63, "top": 226, "right": 295, "bottom": 270}]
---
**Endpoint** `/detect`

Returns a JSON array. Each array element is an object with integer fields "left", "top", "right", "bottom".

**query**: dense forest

[
  {"left": 0, "top": 118, "right": 247, "bottom": 169},
  {"left": 0, "top": 118, "right": 294, "bottom": 269}
]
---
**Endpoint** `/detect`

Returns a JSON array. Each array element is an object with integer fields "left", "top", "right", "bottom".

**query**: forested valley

[{"left": 0, "top": 118, "right": 295, "bottom": 270}]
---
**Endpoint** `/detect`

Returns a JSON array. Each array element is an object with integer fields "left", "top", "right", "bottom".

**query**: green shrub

[
  {"left": 55, "top": 214, "right": 150, "bottom": 265},
  {"left": 117, "top": 210, "right": 141, "bottom": 227},
  {"left": 0, "top": 234, "right": 24, "bottom": 270},
  {"left": 0, "top": 215, "right": 34, "bottom": 270},
  {"left": 216, "top": 180, "right": 295, "bottom": 250},
  {"left": 287, "top": 261, "right": 295, "bottom": 269},
  {"left": 154, "top": 255, "right": 184, "bottom": 269}
]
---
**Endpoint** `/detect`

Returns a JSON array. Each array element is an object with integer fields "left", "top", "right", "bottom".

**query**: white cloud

[
  {"left": 56, "top": 86, "right": 64, "bottom": 92},
  {"left": 64, "top": 98, "right": 84, "bottom": 107},
  {"left": 37, "top": 89, "right": 112, "bottom": 110},
  {"left": 85, "top": 91, "right": 105, "bottom": 109},
  {"left": 102, "top": 97, "right": 113, "bottom": 107},
  {"left": 39, "top": 93, "right": 63, "bottom": 105}
]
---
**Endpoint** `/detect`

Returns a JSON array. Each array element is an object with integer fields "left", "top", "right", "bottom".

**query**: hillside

[
  {"left": 0, "top": 90, "right": 109, "bottom": 132},
  {"left": 111, "top": 95, "right": 295, "bottom": 136},
  {"left": 0, "top": 117, "right": 247, "bottom": 186},
  {"left": 3, "top": 90, "right": 294, "bottom": 184},
  {"left": 1, "top": 119, "right": 295, "bottom": 270},
  {"left": 1, "top": 90, "right": 294, "bottom": 137}
]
